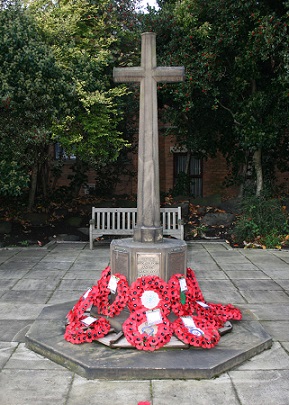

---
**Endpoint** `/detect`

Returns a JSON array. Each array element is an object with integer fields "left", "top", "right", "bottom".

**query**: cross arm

[
  {"left": 153, "top": 66, "right": 185, "bottom": 83},
  {"left": 113, "top": 67, "right": 144, "bottom": 83}
]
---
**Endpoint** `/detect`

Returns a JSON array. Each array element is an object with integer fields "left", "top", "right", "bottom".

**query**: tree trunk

[
  {"left": 237, "top": 162, "right": 247, "bottom": 199},
  {"left": 253, "top": 149, "right": 263, "bottom": 196},
  {"left": 28, "top": 164, "right": 38, "bottom": 211}
]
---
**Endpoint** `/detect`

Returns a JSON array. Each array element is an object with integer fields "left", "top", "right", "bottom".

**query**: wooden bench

[{"left": 89, "top": 207, "right": 184, "bottom": 249}]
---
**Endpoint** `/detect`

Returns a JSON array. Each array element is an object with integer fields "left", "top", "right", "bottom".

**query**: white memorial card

[
  {"left": 108, "top": 275, "right": 119, "bottom": 294},
  {"left": 196, "top": 301, "right": 210, "bottom": 308},
  {"left": 179, "top": 277, "right": 188, "bottom": 292},
  {"left": 141, "top": 290, "right": 160, "bottom": 309},
  {"left": 82, "top": 287, "right": 92, "bottom": 299},
  {"left": 146, "top": 309, "right": 163, "bottom": 325},
  {"left": 81, "top": 316, "right": 97, "bottom": 326},
  {"left": 181, "top": 316, "right": 196, "bottom": 328}
]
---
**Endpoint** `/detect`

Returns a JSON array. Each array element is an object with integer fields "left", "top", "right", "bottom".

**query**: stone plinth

[
  {"left": 110, "top": 238, "right": 187, "bottom": 284},
  {"left": 25, "top": 301, "right": 273, "bottom": 380}
]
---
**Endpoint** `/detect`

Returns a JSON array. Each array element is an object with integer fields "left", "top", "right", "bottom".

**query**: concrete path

[{"left": 0, "top": 241, "right": 289, "bottom": 405}]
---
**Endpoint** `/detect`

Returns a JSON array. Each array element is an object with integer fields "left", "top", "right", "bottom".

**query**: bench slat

[{"left": 89, "top": 207, "right": 184, "bottom": 249}]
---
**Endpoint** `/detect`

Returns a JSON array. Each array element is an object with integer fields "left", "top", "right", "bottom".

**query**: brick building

[{"left": 53, "top": 130, "right": 238, "bottom": 199}]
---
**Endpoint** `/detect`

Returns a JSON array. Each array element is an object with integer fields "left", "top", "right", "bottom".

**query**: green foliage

[
  {"left": 141, "top": 0, "right": 289, "bottom": 196},
  {"left": 0, "top": 1, "right": 70, "bottom": 197},
  {"left": 0, "top": 0, "right": 139, "bottom": 204},
  {"left": 30, "top": 0, "right": 138, "bottom": 166},
  {"left": 234, "top": 196, "right": 289, "bottom": 248},
  {"left": 0, "top": 160, "right": 30, "bottom": 196}
]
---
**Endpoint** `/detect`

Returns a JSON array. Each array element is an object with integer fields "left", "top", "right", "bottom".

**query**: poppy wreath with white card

[
  {"left": 66, "top": 284, "right": 100, "bottom": 324},
  {"left": 96, "top": 268, "right": 129, "bottom": 317},
  {"left": 172, "top": 315, "right": 220, "bottom": 349},
  {"left": 122, "top": 308, "right": 173, "bottom": 351},
  {"left": 127, "top": 275, "right": 171, "bottom": 316},
  {"left": 168, "top": 273, "right": 194, "bottom": 316},
  {"left": 64, "top": 316, "right": 110, "bottom": 344}
]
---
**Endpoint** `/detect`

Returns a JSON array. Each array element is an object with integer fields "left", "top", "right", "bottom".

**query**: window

[
  {"left": 174, "top": 153, "right": 203, "bottom": 197},
  {"left": 54, "top": 143, "right": 76, "bottom": 160}
]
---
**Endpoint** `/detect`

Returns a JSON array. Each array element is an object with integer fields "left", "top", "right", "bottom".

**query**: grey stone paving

[{"left": 0, "top": 241, "right": 289, "bottom": 404}]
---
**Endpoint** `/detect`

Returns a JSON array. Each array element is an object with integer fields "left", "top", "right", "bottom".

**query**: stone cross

[{"left": 113, "top": 32, "right": 184, "bottom": 243}]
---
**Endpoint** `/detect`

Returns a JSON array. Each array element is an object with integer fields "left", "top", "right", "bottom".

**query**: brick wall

[{"left": 50, "top": 136, "right": 238, "bottom": 199}]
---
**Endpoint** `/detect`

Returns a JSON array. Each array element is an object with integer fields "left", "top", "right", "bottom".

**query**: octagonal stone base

[{"left": 25, "top": 301, "right": 272, "bottom": 380}]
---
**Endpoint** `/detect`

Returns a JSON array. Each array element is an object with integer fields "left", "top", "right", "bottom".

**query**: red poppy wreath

[
  {"left": 168, "top": 273, "right": 196, "bottom": 316},
  {"left": 64, "top": 316, "right": 111, "bottom": 344},
  {"left": 96, "top": 268, "right": 129, "bottom": 317},
  {"left": 172, "top": 316, "right": 220, "bottom": 349},
  {"left": 122, "top": 309, "right": 173, "bottom": 351},
  {"left": 127, "top": 275, "right": 171, "bottom": 315},
  {"left": 66, "top": 284, "right": 100, "bottom": 323},
  {"left": 194, "top": 301, "right": 242, "bottom": 327},
  {"left": 186, "top": 267, "right": 205, "bottom": 301}
]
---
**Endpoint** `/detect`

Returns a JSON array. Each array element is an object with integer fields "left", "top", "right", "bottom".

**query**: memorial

[
  {"left": 25, "top": 33, "right": 272, "bottom": 378},
  {"left": 111, "top": 32, "right": 187, "bottom": 284}
]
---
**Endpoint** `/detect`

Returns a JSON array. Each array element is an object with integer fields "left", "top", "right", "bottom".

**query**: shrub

[{"left": 233, "top": 196, "right": 289, "bottom": 248}]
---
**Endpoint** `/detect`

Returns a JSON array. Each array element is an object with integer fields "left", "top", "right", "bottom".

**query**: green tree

[
  {"left": 143, "top": 0, "right": 289, "bottom": 197},
  {"left": 28, "top": 0, "right": 140, "bottom": 197},
  {"left": 0, "top": 0, "right": 70, "bottom": 208}
]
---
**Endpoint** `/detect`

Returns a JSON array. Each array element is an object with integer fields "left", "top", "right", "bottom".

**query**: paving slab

[
  {"left": 67, "top": 378, "right": 151, "bottom": 405},
  {"left": 0, "top": 250, "right": 20, "bottom": 263},
  {"left": 0, "top": 279, "right": 19, "bottom": 289},
  {"left": 32, "top": 262, "right": 73, "bottom": 271},
  {"left": 47, "top": 290, "right": 89, "bottom": 305},
  {"left": 12, "top": 278, "right": 60, "bottom": 291},
  {"left": 277, "top": 279, "right": 289, "bottom": 289},
  {"left": 151, "top": 375, "right": 240, "bottom": 405},
  {"left": 4, "top": 343, "right": 65, "bottom": 370},
  {"left": 0, "top": 369, "right": 73, "bottom": 405},
  {"left": 0, "top": 290, "right": 52, "bottom": 304},
  {"left": 224, "top": 270, "right": 269, "bottom": 279},
  {"left": 197, "top": 279, "right": 238, "bottom": 291},
  {"left": 192, "top": 270, "right": 229, "bottom": 280},
  {"left": 0, "top": 261, "right": 34, "bottom": 271},
  {"left": 246, "top": 304, "right": 289, "bottom": 320},
  {"left": 25, "top": 301, "right": 272, "bottom": 380},
  {"left": 58, "top": 279, "right": 98, "bottom": 291},
  {"left": 0, "top": 342, "right": 17, "bottom": 368},
  {"left": 229, "top": 370, "right": 289, "bottom": 405},
  {"left": 189, "top": 262, "right": 221, "bottom": 271},
  {"left": 0, "top": 320, "right": 34, "bottom": 342},
  {"left": 200, "top": 289, "right": 246, "bottom": 304},
  {"left": 62, "top": 270, "right": 102, "bottom": 280},
  {"left": 281, "top": 342, "right": 289, "bottom": 351},
  {"left": 259, "top": 321, "right": 289, "bottom": 341},
  {"left": 273, "top": 252, "right": 289, "bottom": 263},
  {"left": 232, "top": 279, "right": 283, "bottom": 291},
  {"left": 0, "top": 268, "right": 31, "bottom": 279},
  {"left": 239, "top": 290, "right": 289, "bottom": 304},
  {"left": 217, "top": 263, "right": 260, "bottom": 271},
  {"left": 0, "top": 302, "right": 44, "bottom": 320},
  {"left": 259, "top": 268, "right": 289, "bottom": 279},
  {"left": 235, "top": 342, "right": 289, "bottom": 370},
  {"left": 22, "top": 270, "right": 66, "bottom": 281}
]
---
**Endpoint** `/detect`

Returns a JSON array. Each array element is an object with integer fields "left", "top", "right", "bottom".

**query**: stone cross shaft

[{"left": 113, "top": 32, "right": 184, "bottom": 243}]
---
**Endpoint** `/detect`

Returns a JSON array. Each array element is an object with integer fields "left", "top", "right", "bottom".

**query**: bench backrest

[{"left": 91, "top": 207, "right": 183, "bottom": 237}]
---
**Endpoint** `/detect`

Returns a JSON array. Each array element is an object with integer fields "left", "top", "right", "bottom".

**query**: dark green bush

[{"left": 234, "top": 196, "right": 289, "bottom": 248}]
